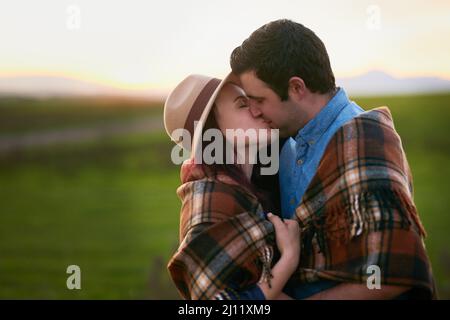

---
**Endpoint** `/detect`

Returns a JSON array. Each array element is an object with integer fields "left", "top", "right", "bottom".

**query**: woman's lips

[{"left": 263, "top": 120, "right": 272, "bottom": 127}]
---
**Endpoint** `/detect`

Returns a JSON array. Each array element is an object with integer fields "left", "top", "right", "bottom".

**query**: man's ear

[{"left": 288, "top": 76, "right": 306, "bottom": 101}]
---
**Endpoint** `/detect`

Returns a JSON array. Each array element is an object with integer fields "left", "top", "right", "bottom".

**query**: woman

[{"left": 164, "top": 73, "right": 300, "bottom": 300}]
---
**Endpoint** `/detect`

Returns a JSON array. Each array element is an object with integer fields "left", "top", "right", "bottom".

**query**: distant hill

[
  {"left": 1, "top": 71, "right": 450, "bottom": 99},
  {"left": 337, "top": 71, "right": 450, "bottom": 96}
]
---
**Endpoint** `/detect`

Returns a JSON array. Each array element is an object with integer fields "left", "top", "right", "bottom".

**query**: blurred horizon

[{"left": 1, "top": 70, "right": 450, "bottom": 100}]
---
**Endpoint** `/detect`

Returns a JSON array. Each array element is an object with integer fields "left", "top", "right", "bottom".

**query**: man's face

[
  {"left": 239, "top": 70, "right": 297, "bottom": 138},
  {"left": 214, "top": 82, "right": 271, "bottom": 146}
]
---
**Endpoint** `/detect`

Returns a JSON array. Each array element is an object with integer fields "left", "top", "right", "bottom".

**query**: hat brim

[{"left": 191, "top": 72, "right": 240, "bottom": 158}]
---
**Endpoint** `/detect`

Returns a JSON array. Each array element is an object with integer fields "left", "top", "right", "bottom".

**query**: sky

[{"left": 1, "top": 0, "right": 450, "bottom": 95}]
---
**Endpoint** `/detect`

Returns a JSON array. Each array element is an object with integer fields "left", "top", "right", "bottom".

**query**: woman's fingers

[
  {"left": 267, "top": 213, "right": 285, "bottom": 230},
  {"left": 267, "top": 213, "right": 298, "bottom": 229},
  {"left": 286, "top": 219, "right": 299, "bottom": 228},
  {"left": 267, "top": 213, "right": 301, "bottom": 259},
  {"left": 267, "top": 214, "right": 300, "bottom": 239},
  {"left": 285, "top": 220, "right": 300, "bottom": 236}
]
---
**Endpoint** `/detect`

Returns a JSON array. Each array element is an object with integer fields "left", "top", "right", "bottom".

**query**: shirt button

[
  {"left": 297, "top": 159, "right": 303, "bottom": 165},
  {"left": 290, "top": 198, "right": 296, "bottom": 205},
  {"left": 308, "top": 140, "right": 315, "bottom": 145}
]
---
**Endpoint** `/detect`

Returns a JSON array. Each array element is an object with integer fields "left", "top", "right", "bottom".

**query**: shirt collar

[{"left": 295, "top": 87, "right": 350, "bottom": 145}]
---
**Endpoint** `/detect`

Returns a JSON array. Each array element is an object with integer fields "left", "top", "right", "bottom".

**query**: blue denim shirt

[
  {"left": 279, "top": 88, "right": 364, "bottom": 219},
  {"left": 277, "top": 88, "right": 364, "bottom": 299}
]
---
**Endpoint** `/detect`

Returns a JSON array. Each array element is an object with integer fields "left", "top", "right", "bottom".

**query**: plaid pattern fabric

[
  {"left": 293, "top": 107, "right": 436, "bottom": 299},
  {"left": 167, "top": 160, "right": 275, "bottom": 300}
]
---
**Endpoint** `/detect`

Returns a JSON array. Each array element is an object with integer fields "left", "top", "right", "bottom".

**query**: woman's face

[{"left": 214, "top": 82, "right": 272, "bottom": 145}]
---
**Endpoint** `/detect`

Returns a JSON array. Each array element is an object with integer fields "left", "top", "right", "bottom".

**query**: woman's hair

[{"left": 199, "top": 105, "right": 274, "bottom": 212}]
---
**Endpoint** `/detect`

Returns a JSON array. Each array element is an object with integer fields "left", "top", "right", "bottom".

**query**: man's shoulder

[
  {"left": 319, "top": 105, "right": 406, "bottom": 172},
  {"left": 331, "top": 106, "right": 399, "bottom": 145},
  {"left": 344, "top": 106, "right": 394, "bottom": 128}
]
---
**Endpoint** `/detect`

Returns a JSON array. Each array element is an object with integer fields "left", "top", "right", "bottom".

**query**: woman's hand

[
  {"left": 267, "top": 213, "right": 300, "bottom": 270},
  {"left": 256, "top": 213, "right": 301, "bottom": 299}
]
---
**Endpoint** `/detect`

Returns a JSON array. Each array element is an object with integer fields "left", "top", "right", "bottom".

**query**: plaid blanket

[
  {"left": 167, "top": 160, "right": 275, "bottom": 300},
  {"left": 293, "top": 107, "right": 436, "bottom": 299}
]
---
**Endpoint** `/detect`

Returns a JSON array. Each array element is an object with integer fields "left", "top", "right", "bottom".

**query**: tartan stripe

[{"left": 293, "top": 107, "right": 436, "bottom": 298}]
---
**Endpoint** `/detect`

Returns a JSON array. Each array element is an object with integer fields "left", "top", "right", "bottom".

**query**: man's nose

[{"left": 249, "top": 103, "right": 262, "bottom": 118}]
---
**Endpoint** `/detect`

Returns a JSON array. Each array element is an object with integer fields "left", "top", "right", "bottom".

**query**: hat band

[{"left": 184, "top": 78, "right": 221, "bottom": 138}]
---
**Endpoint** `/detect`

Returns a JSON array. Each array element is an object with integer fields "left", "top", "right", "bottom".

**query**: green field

[{"left": 0, "top": 93, "right": 449, "bottom": 299}]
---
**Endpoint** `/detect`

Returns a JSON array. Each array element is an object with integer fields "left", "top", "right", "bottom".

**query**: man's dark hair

[{"left": 230, "top": 19, "right": 336, "bottom": 101}]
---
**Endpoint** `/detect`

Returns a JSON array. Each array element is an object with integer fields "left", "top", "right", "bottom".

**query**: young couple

[{"left": 164, "top": 19, "right": 436, "bottom": 300}]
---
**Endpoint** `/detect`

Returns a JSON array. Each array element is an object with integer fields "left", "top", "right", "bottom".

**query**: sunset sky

[{"left": 1, "top": 0, "right": 449, "bottom": 95}]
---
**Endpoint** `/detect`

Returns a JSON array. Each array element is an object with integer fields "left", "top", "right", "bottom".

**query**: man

[{"left": 230, "top": 19, "right": 436, "bottom": 299}]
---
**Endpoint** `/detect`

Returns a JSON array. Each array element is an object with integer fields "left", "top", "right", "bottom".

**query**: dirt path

[{"left": 0, "top": 116, "right": 164, "bottom": 153}]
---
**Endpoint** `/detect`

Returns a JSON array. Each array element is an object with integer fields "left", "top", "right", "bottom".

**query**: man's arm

[{"left": 306, "top": 283, "right": 411, "bottom": 300}]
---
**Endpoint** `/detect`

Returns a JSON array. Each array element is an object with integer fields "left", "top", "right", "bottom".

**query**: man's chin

[{"left": 277, "top": 128, "right": 291, "bottom": 139}]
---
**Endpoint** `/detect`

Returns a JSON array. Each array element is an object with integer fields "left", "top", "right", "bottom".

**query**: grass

[
  {"left": 0, "top": 93, "right": 449, "bottom": 299},
  {"left": 0, "top": 130, "right": 181, "bottom": 299}
]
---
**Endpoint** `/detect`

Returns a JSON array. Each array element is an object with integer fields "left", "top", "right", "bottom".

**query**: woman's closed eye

[{"left": 236, "top": 97, "right": 249, "bottom": 108}]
